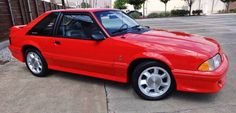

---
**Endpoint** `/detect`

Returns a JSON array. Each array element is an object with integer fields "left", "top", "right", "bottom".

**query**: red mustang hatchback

[{"left": 9, "top": 8, "right": 229, "bottom": 100}]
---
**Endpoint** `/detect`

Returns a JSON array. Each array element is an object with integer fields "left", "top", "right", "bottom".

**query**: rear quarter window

[{"left": 27, "top": 12, "right": 59, "bottom": 36}]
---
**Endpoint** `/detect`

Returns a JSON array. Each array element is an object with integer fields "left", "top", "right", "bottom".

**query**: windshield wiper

[
  {"left": 112, "top": 28, "right": 128, "bottom": 35},
  {"left": 131, "top": 25, "right": 143, "bottom": 31},
  {"left": 112, "top": 25, "right": 142, "bottom": 35},
  {"left": 131, "top": 25, "right": 141, "bottom": 29}
]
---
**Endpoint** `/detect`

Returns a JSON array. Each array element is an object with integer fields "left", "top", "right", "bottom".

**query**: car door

[
  {"left": 26, "top": 12, "right": 60, "bottom": 66},
  {"left": 46, "top": 12, "right": 115, "bottom": 76}
]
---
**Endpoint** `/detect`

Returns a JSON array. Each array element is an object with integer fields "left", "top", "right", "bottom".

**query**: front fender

[{"left": 128, "top": 52, "right": 173, "bottom": 70}]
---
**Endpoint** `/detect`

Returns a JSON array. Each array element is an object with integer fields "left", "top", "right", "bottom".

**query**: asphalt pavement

[{"left": 0, "top": 13, "right": 236, "bottom": 113}]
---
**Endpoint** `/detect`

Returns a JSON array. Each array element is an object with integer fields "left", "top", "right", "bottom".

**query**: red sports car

[{"left": 9, "top": 8, "right": 229, "bottom": 100}]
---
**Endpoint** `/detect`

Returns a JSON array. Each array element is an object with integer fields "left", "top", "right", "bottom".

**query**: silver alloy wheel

[
  {"left": 26, "top": 52, "right": 43, "bottom": 74},
  {"left": 138, "top": 66, "right": 171, "bottom": 97}
]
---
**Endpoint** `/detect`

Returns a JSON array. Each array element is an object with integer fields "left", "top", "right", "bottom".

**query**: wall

[
  {"left": 0, "top": 0, "right": 63, "bottom": 42},
  {"left": 230, "top": 1, "right": 236, "bottom": 10}
]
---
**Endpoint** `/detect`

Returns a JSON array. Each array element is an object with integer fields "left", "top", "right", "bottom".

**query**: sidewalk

[{"left": 0, "top": 40, "right": 11, "bottom": 64}]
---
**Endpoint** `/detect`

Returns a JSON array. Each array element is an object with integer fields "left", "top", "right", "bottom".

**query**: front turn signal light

[
  {"left": 198, "top": 61, "right": 212, "bottom": 71},
  {"left": 198, "top": 54, "right": 221, "bottom": 71}
]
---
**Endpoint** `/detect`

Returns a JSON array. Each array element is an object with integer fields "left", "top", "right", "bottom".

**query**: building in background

[
  {"left": 45, "top": 0, "right": 234, "bottom": 15},
  {"left": 230, "top": 1, "right": 236, "bottom": 10},
  {"left": 48, "top": 0, "right": 112, "bottom": 8},
  {"left": 112, "top": 0, "right": 226, "bottom": 15}
]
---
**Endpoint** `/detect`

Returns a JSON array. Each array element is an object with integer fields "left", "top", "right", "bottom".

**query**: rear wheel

[
  {"left": 132, "top": 61, "right": 175, "bottom": 100},
  {"left": 25, "top": 49, "right": 48, "bottom": 77}
]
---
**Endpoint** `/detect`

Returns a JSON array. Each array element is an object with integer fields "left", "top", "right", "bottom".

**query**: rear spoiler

[
  {"left": 9, "top": 25, "right": 26, "bottom": 36},
  {"left": 10, "top": 25, "right": 26, "bottom": 31}
]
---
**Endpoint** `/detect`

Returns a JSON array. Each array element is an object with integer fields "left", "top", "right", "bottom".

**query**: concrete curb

[{"left": 0, "top": 40, "right": 9, "bottom": 50}]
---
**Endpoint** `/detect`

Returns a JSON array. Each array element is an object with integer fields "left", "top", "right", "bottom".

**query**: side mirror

[
  {"left": 91, "top": 31, "right": 105, "bottom": 41},
  {"left": 145, "top": 26, "right": 150, "bottom": 29}
]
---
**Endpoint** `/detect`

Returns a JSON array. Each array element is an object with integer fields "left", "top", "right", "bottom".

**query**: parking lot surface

[{"left": 1, "top": 13, "right": 236, "bottom": 113}]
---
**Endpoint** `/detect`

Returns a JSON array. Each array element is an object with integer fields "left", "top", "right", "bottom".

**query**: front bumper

[{"left": 172, "top": 53, "right": 229, "bottom": 93}]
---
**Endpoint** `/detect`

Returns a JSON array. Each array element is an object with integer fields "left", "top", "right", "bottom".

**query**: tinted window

[
  {"left": 28, "top": 13, "right": 59, "bottom": 36},
  {"left": 56, "top": 13, "right": 103, "bottom": 40}
]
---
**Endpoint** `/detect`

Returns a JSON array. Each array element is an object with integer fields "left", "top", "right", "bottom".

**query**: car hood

[{"left": 122, "top": 29, "right": 220, "bottom": 57}]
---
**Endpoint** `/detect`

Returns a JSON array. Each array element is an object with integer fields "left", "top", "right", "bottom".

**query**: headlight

[{"left": 198, "top": 54, "right": 221, "bottom": 71}]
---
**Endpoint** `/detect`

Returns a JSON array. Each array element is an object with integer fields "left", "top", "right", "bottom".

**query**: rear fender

[{"left": 21, "top": 41, "right": 44, "bottom": 61}]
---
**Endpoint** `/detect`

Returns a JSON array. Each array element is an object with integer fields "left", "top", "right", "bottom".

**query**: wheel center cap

[
  {"left": 147, "top": 75, "right": 161, "bottom": 88},
  {"left": 32, "top": 59, "right": 38, "bottom": 67}
]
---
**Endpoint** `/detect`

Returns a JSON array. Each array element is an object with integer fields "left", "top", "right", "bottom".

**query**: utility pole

[
  {"left": 66, "top": 0, "right": 69, "bottom": 8},
  {"left": 211, "top": 0, "right": 215, "bottom": 13},
  {"left": 89, "top": 0, "right": 92, "bottom": 8},
  {"left": 143, "top": 2, "right": 145, "bottom": 18},
  {"left": 95, "top": 0, "right": 97, "bottom": 8},
  {"left": 61, "top": 0, "right": 66, "bottom": 9},
  {"left": 199, "top": 0, "right": 201, "bottom": 10}
]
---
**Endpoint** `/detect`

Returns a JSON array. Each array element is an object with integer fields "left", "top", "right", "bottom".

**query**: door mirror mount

[{"left": 91, "top": 31, "right": 105, "bottom": 41}]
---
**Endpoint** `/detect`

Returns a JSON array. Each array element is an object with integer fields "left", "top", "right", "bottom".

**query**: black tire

[
  {"left": 131, "top": 61, "right": 175, "bottom": 100},
  {"left": 24, "top": 48, "right": 48, "bottom": 77}
]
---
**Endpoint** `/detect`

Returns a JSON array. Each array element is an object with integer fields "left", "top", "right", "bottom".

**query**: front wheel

[{"left": 132, "top": 61, "right": 175, "bottom": 100}]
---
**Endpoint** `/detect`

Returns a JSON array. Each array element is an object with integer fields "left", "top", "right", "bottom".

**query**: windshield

[{"left": 95, "top": 10, "right": 140, "bottom": 36}]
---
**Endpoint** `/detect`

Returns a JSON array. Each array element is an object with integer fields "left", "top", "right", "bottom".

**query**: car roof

[{"left": 48, "top": 8, "right": 119, "bottom": 13}]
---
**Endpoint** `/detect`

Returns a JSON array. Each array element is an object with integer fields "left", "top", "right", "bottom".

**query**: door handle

[{"left": 54, "top": 41, "right": 61, "bottom": 45}]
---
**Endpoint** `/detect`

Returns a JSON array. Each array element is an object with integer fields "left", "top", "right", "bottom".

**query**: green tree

[
  {"left": 114, "top": 0, "right": 127, "bottom": 9},
  {"left": 128, "top": 0, "right": 146, "bottom": 10},
  {"left": 160, "top": 0, "right": 171, "bottom": 14},
  {"left": 183, "top": 0, "right": 196, "bottom": 15},
  {"left": 81, "top": 2, "right": 90, "bottom": 8},
  {"left": 221, "top": 0, "right": 236, "bottom": 12}
]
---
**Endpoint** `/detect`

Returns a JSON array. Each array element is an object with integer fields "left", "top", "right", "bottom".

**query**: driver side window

[{"left": 56, "top": 13, "right": 103, "bottom": 40}]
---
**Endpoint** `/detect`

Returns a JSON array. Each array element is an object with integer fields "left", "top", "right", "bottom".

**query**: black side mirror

[
  {"left": 91, "top": 31, "right": 105, "bottom": 41},
  {"left": 145, "top": 26, "right": 150, "bottom": 29}
]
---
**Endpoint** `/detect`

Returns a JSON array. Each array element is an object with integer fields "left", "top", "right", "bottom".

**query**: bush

[
  {"left": 147, "top": 13, "right": 160, "bottom": 18},
  {"left": 218, "top": 10, "right": 226, "bottom": 13},
  {"left": 127, "top": 11, "right": 142, "bottom": 19},
  {"left": 147, "top": 12, "right": 171, "bottom": 18},
  {"left": 171, "top": 9, "right": 189, "bottom": 16},
  {"left": 230, "top": 9, "right": 236, "bottom": 13},
  {"left": 159, "top": 12, "right": 171, "bottom": 17},
  {"left": 81, "top": 2, "right": 90, "bottom": 8},
  {"left": 192, "top": 10, "right": 203, "bottom": 15}
]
